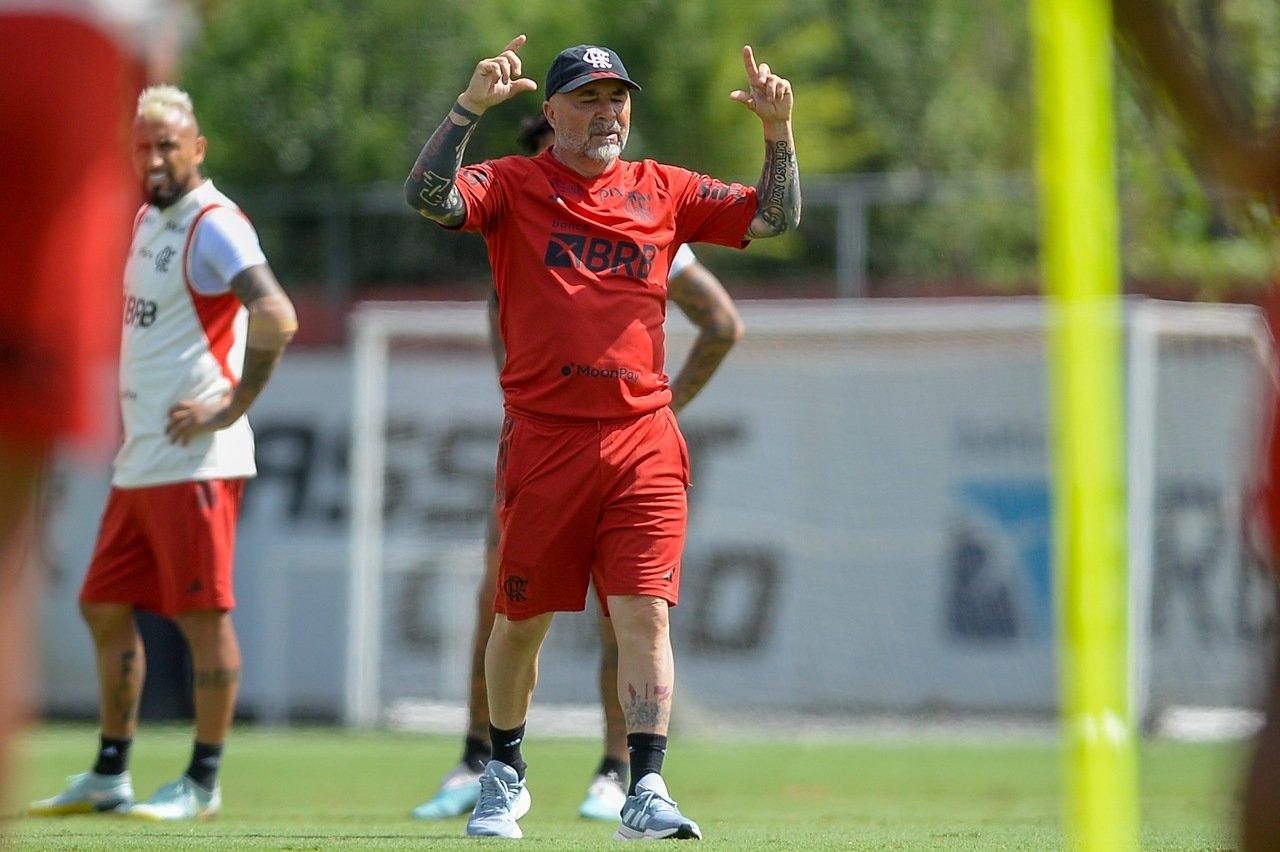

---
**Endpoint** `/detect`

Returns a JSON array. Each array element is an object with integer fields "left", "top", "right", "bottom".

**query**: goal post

[
  {"left": 344, "top": 297, "right": 1272, "bottom": 742},
  {"left": 1031, "top": 0, "right": 1135, "bottom": 847}
]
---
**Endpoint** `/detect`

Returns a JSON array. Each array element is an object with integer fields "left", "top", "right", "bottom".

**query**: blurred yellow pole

[{"left": 1029, "top": 0, "right": 1138, "bottom": 849}]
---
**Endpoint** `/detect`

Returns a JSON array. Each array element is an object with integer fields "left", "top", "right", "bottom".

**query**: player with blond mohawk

[{"left": 29, "top": 84, "right": 297, "bottom": 821}]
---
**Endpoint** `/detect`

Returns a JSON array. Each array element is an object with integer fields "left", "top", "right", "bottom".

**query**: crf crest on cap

[{"left": 581, "top": 47, "right": 613, "bottom": 69}]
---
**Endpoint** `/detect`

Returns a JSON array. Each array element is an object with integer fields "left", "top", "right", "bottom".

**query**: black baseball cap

[{"left": 544, "top": 45, "right": 641, "bottom": 100}]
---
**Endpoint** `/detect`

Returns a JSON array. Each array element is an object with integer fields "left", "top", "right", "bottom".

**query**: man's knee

[
  {"left": 490, "top": 612, "right": 553, "bottom": 650},
  {"left": 79, "top": 602, "right": 135, "bottom": 643},
  {"left": 607, "top": 595, "right": 670, "bottom": 645},
  {"left": 173, "top": 609, "right": 236, "bottom": 648}
]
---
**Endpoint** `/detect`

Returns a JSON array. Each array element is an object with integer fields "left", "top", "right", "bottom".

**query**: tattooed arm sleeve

[
  {"left": 747, "top": 134, "right": 801, "bottom": 239},
  {"left": 404, "top": 105, "right": 479, "bottom": 227}
]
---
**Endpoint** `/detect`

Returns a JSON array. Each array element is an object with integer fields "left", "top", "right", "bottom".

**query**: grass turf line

[{"left": 5, "top": 724, "right": 1241, "bottom": 849}]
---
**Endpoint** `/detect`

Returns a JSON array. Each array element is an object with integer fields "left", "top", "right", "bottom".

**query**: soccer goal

[{"left": 345, "top": 297, "right": 1273, "bottom": 735}]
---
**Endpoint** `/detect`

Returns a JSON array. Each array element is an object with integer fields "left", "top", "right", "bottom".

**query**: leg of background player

[
  {"left": 123, "top": 609, "right": 237, "bottom": 822},
  {"left": 26, "top": 597, "right": 141, "bottom": 816},
  {"left": 0, "top": 453, "right": 40, "bottom": 815},
  {"left": 577, "top": 612, "right": 628, "bottom": 820},
  {"left": 82, "top": 603, "right": 146, "bottom": 742},
  {"left": 410, "top": 517, "right": 499, "bottom": 820},
  {"left": 608, "top": 593, "right": 701, "bottom": 840},
  {"left": 172, "top": 610, "right": 240, "bottom": 786},
  {"left": 467, "top": 527, "right": 501, "bottom": 743},
  {"left": 597, "top": 615, "right": 629, "bottom": 763},
  {"left": 29, "top": 601, "right": 148, "bottom": 814},
  {"left": 1242, "top": 630, "right": 1280, "bottom": 850}
]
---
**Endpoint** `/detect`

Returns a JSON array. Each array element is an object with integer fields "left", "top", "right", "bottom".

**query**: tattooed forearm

[
  {"left": 404, "top": 107, "right": 478, "bottom": 226},
  {"left": 748, "top": 138, "right": 801, "bottom": 238},
  {"left": 193, "top": 668, "right": 241, "bottom": 689},
  {"left": 624, "top": 682, "right": 672, "bottom": 733}
]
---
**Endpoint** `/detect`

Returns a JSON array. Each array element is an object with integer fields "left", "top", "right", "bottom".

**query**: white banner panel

[{"left": 38, "top": 300, "right": 1274, "bottom": 721}]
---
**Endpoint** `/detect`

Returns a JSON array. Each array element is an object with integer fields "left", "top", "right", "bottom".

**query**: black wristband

[{"left": 451, "top": 100, "right": 481, "bottom": 123}]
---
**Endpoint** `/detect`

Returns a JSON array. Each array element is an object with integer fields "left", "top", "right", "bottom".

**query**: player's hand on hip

[
  {"left": 730, "top": 45, "right": 793, "bottom": 125},
  {"left": 165, "top": 396, "right": 234, "bottom": 445},
  {"left": 458, "top": 34, "right": 538, "bottom": 115}
]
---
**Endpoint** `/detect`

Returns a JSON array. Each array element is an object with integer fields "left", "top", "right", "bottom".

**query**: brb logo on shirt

[
  {"left": 124, "top": 295, "right": 158, "bottom": 328},
  {"left": 545, "top": 232, "right": 658, "bottom": 278}
]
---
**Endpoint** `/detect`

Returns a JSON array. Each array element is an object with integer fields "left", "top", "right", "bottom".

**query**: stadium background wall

[{"left": 35, "top": 299, "right": 1273, "bottom": 726}]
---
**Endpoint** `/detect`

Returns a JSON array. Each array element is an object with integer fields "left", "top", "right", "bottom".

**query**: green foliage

[{"left": 180, "top": 0, "right": 1280, "bottom": 294}]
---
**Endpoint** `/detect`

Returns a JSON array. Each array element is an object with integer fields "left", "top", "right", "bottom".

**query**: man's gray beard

[{"left": 586, "top": 141, "right": 623, "bottom": 162}]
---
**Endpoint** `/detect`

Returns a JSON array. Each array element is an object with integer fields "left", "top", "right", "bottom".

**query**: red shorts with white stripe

[
  {"left": 493, "top": 406, "right": 690, "bottom": 620},
  {"left": 80, "top": 479, "right": 245, "bottom": 618},
  {"left": 0, "top": 13, "right": 138, "bottom": 453}
]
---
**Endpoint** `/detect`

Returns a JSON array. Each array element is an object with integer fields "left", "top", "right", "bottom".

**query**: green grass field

[{"left": 4, "top": 725, "right": 1242, "bottom": 849}]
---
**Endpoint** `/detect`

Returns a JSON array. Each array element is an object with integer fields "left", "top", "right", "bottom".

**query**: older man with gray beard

[{"left": 405, "top": 36, "right": 800, "bottom": 841}]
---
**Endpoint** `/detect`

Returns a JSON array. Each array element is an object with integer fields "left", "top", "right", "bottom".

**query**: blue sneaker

[
  {"left": 614, "top": 773, "right": 702, "bottom": 840},
  {"left": 411, "top": 763, "right": 481, "bottom": 820},
  {"left": 578, "top": 771, "right": 625, "bottom": 821},
  {"left": 28, "top": 771, "right": 134, "bottom": 816},
  {"left": 465, "top": 760, "right": 531, "bottom": 838}
]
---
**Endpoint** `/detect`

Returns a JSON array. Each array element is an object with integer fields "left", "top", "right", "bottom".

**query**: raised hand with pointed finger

[
  {"left": 730, "top": 45, "right": 793, "bottom": 126},
  {"left": 729, "top": 45, "right": 801, "bottom": 238},
  {"left": 458, "top": 35, "right": 538, "bottom": 117}
]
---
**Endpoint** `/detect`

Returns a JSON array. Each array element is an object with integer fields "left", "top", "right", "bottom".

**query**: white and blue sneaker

[
  {"left": 465, "top": 760, "right": 531, "bottom": 838},
  {"left": 411, "top": 762, "right": 482, "bottom": 820},
  {"left": 614, "top": 773, "right": 702, "bottom": 840},
  {"left": 28, "top": 771, "right": 134, "bottom": 816},
  {"left": 127, "top": 776, "right": 221, "bottom": 821},
  {"left": 578, "top": 771, "right": 626, "bottom": 821}
]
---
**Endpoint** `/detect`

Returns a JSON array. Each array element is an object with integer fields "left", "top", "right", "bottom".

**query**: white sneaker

[
  {"left": 127, "top": 776, "right": 221, "bottom": 821},
  {"left": 615, "top": 773, "right": 702, "bottom": 840},
  {"left": 28, "top": 771, "right": 134, "bottom": 816},
  {"left": 578, "top": 771, "right": 626, "bottom": 821},
  {"left": 465, "top": 760, "right": 531, "bottom": 838}
]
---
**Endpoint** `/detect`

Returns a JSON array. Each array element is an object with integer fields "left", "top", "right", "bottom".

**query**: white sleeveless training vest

[{"left": 113, "top": 180, "right": 256, "bottom": 487}]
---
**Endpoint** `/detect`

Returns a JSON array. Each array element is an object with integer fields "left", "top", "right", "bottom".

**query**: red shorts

[
  {"left": 80, "top": 479, "right": 245, "bottom": 618},
  {"left": 0, "top": 14, "right": 138, "bottom": 453},
  {"left": 494, "top": 407, "right": 690, "bottom": 619}
]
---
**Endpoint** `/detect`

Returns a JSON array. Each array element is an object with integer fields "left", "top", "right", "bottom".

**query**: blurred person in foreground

[
  {"left": 0, "top": 0, "right": 190, "bottom": 821},
  {"left": 405, "top": 36, "right": 798, "bottom": 840},
  {"left": 1113, "top": 2, "right": 1280, "bottom": 848},
  {"left": 27, "top": 84, "right": 297, "bottom": 822},
  {"left": 411, "top": 113, "right": 745, "bottom": 824}
]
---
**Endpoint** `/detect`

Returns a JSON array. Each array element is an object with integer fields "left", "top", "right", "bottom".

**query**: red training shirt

[{"left": 449, "top": 149, "right": 757, "bottom": 421}]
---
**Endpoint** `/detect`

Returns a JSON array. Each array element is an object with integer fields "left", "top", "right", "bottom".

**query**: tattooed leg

[
  {"left": 81, "top": 602, "right": 145, "bottom": 739},
  {"left": 608, "top": 595, "right": 675, "bottom": 735},
  {"left": 174, "top": 610, "right": 241, "bottom": 744}
]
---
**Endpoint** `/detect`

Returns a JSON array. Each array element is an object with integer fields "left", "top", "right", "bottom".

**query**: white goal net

[{"left": 345, "top": 298, "right": 1275, "bottom": 734}]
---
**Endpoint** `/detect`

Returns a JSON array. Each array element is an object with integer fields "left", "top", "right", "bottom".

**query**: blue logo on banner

[{"left": 948, "top": 479, "right": 1052, "bottom": 641}]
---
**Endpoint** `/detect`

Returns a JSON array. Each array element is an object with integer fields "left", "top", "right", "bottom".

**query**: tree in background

[{"left": 181, "top": 0, "right": 1280, "bottom": 296}]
